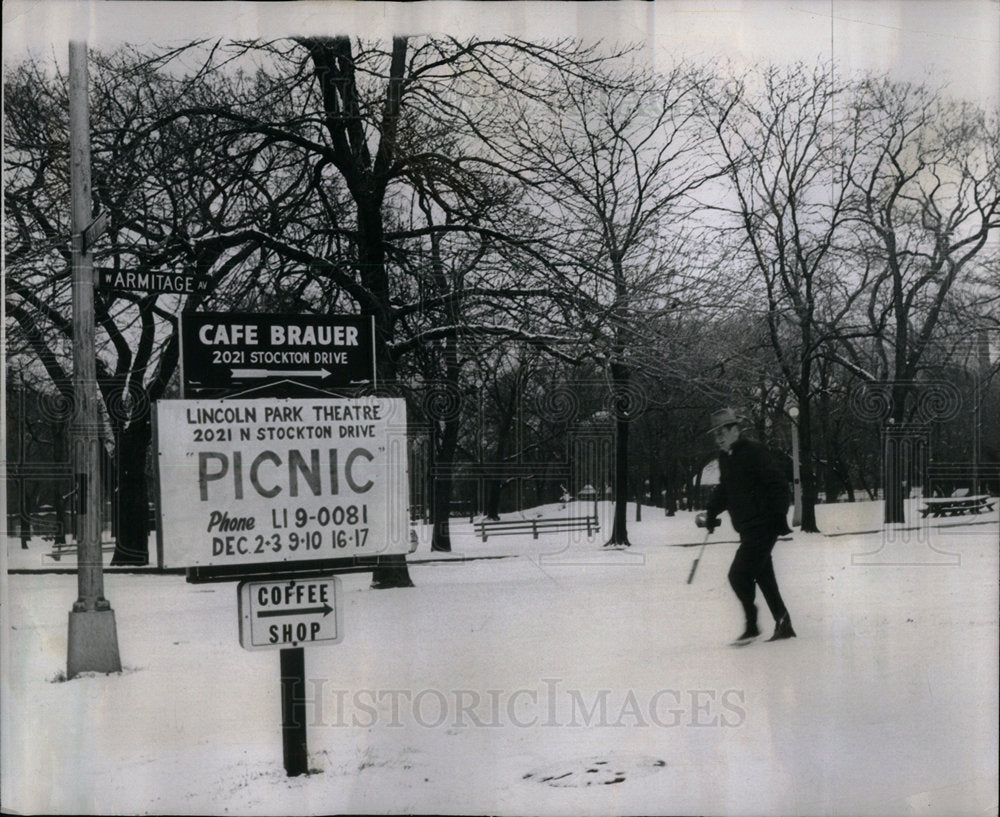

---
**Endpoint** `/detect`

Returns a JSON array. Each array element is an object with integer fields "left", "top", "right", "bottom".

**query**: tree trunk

[
  {"left": 797, "top": 399, "right": 820, "bottom": 532},
  {"left": 833, "top": 457, "right": 856, "bottom": 503},
  {"left": 817, "top": 381, "right": 839, "bottom": 503},
  {"left": 663, "top": 465, "right": 677, "bottom": 516},
  {"left": 370, "top": 554, "right": 415, "bottom": 589},
  {"left": 360, "top": 202, "right": 415, "bottom": 587},
  {"left": 430, "top": 413, "right": 461, "bottom": 552},
  {"left": 606, "top": 414, "right": 630, "bottom": 545},
  {"left": 883, "top": 384, "right": 908, "bottom": 524},
  {"left": 52, "top": 421, "right": 68, "bottom": 545},
  {"left": 823, "top": 465, "right": 838, "bottom": 504},
  {"left": 485, "top": 480, "right": 503, "bottom": 520},
  {"left": 484, "top": 397, "right": 518, "bottom": 520},
  {"left": 605, "top": 362, "right": 631, "bottom": 547},
  {"left": 20, "top": 503, "right": 31, "bottom": 549},
  {"left": 431, "top": 479, "right": 453, "bottom": 552},
  {"left": 858, "top": 457, "right": 877, "bottom": 501},
  {"left": 111, "top": 422, "right": 150, "bottom": 565},
  {"left": 305, "top": 37, "right": 415, "bottom": 589}
]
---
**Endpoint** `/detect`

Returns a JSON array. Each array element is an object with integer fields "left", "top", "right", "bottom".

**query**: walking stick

[{"left": 686, "top": 530, "right": 711, "bottom": 585}]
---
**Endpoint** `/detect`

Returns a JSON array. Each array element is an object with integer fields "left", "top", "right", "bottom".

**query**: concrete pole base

[{"left": 67, "top": 609, "right": 122, "bottom": 678}]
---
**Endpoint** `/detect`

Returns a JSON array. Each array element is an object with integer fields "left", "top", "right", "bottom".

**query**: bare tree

[
  {"left": 4, "top": 46, "right": 313, "bottom": 562},
  {"left": 117, "top": 36, "right": 630, "bottom": 574},
  {"left": 703, "top": 63, "right": 878, "bottom": 532},
  {"left": 835, "top": 80, "right": 1000, "bottom": 521},
  {"left": 471, "top": 57, "right": 721, "bottom": 545}
]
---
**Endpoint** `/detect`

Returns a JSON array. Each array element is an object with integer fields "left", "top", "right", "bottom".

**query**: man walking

[{"left": 698, "top": 407, "right": 796, "bottom": 645}]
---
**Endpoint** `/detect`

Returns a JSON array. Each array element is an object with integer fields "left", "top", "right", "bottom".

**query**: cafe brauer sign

[
  {"left": 180, "top": 312, "right": 375, "bottom": 396},
  {"left": 154, "top": 397, "right": 409, "bottom": 568}
]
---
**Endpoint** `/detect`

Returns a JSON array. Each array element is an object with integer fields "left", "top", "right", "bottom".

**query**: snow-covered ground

[{"left": 2, "top": 500, "right": 997, "bottom": 816}]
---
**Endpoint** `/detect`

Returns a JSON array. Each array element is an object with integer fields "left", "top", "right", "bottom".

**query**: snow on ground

[{"left": 2, "top": 500, "right": 998, "bottom": 816}]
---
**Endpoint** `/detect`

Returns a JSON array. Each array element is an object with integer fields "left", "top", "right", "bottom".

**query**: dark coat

[{"left": 706, "top": 437, "right": 792, "bottom": 535}]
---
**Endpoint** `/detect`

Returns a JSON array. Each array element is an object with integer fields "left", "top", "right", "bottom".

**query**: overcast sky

[{"left": 3, "top": 0, "right": 998, "bottom": 108}]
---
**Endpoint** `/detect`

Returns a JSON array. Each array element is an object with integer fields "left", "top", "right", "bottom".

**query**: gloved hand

[{"left": 695, "top": 511, "right": 718, "bottom": 533}]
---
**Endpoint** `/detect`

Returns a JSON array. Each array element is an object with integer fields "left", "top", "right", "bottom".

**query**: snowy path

[{"left": 2, "top": 502, "right": 997, "bottom": 815}]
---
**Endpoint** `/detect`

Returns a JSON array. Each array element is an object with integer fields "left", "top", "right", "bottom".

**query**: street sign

[
  {"left": 81, "top": 211, "right": 108, "bottom": 253},
  {"left": 180, "top": 312, "right": 375, "bottom": 396},
  {"left": 238, "top": 577, "right": 342, "bottom": 650},
  {"left": 98, "top": 268, "right": 206, "bottom": 294},
  {"left": 153, "top": 397, "right": 411, "bottom": 568}
]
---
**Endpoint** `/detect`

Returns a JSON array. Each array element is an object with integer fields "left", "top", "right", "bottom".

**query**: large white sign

[{"left": 154, "top": 398, "right": 409, "bottom": 567}]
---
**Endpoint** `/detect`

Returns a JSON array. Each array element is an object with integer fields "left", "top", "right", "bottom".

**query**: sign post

[
  {"left": 238, "top": 576, "right": 343, "bottom": 777},
  {"left": 280, "top": 647, "right": 308, "bottom": 776}
]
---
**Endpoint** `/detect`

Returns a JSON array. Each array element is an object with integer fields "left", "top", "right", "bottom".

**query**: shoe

[
  {"left": 731, "top": 622, "right": 760, "bottom": 645},
  {"left": 767, "top": 613, "right": 796, "bottom": 641}
]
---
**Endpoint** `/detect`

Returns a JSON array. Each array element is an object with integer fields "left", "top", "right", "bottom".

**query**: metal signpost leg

[{"left": 280, "top": 647, "right": 309, "bottom": 776}]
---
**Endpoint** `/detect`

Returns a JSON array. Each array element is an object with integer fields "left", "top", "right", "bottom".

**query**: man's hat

[{"left": 708, "top": 407, "right": 742, "bottom": 433}]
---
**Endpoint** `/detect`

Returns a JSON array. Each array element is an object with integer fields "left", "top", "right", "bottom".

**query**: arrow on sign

[
  {"left": 230, "top": 368, "right": 331, "bottom": 379},
  {"left": 257, "top": 603, "right": 333, "bottom": 619}
]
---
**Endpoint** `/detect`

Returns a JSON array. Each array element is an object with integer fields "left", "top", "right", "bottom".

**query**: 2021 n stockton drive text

[{"left": 155, "top": 398, "right": 409, "bottom": 568}]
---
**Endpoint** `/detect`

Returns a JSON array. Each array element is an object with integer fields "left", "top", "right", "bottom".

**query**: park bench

[
  {"left": 47, "top": 541, "right": 118, "bottom": 561},
  {"left": 408, "top": 503, "right": 475, "bottom": 523},
  {"left": 474, "top": 514, "right": 599, "bottom": 542},
  {"left": 919, "top": 495, "right": 995, "bottom": 518}
]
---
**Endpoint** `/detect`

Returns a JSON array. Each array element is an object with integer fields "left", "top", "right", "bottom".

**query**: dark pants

[{"left": 728, "top": 527, "right": 788, "bottom": 626}]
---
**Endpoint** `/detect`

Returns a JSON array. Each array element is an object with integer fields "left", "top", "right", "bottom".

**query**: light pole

[
  {"left": 788, "top": 403, "right": 803, "bottom": 527},
  {"left": 67, "top": 40, "right": 121, "bottom": 677}
]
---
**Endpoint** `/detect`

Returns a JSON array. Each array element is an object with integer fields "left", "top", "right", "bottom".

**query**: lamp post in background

[{"left": 788, "top": 403, "right": 803, "bottom": 527}]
